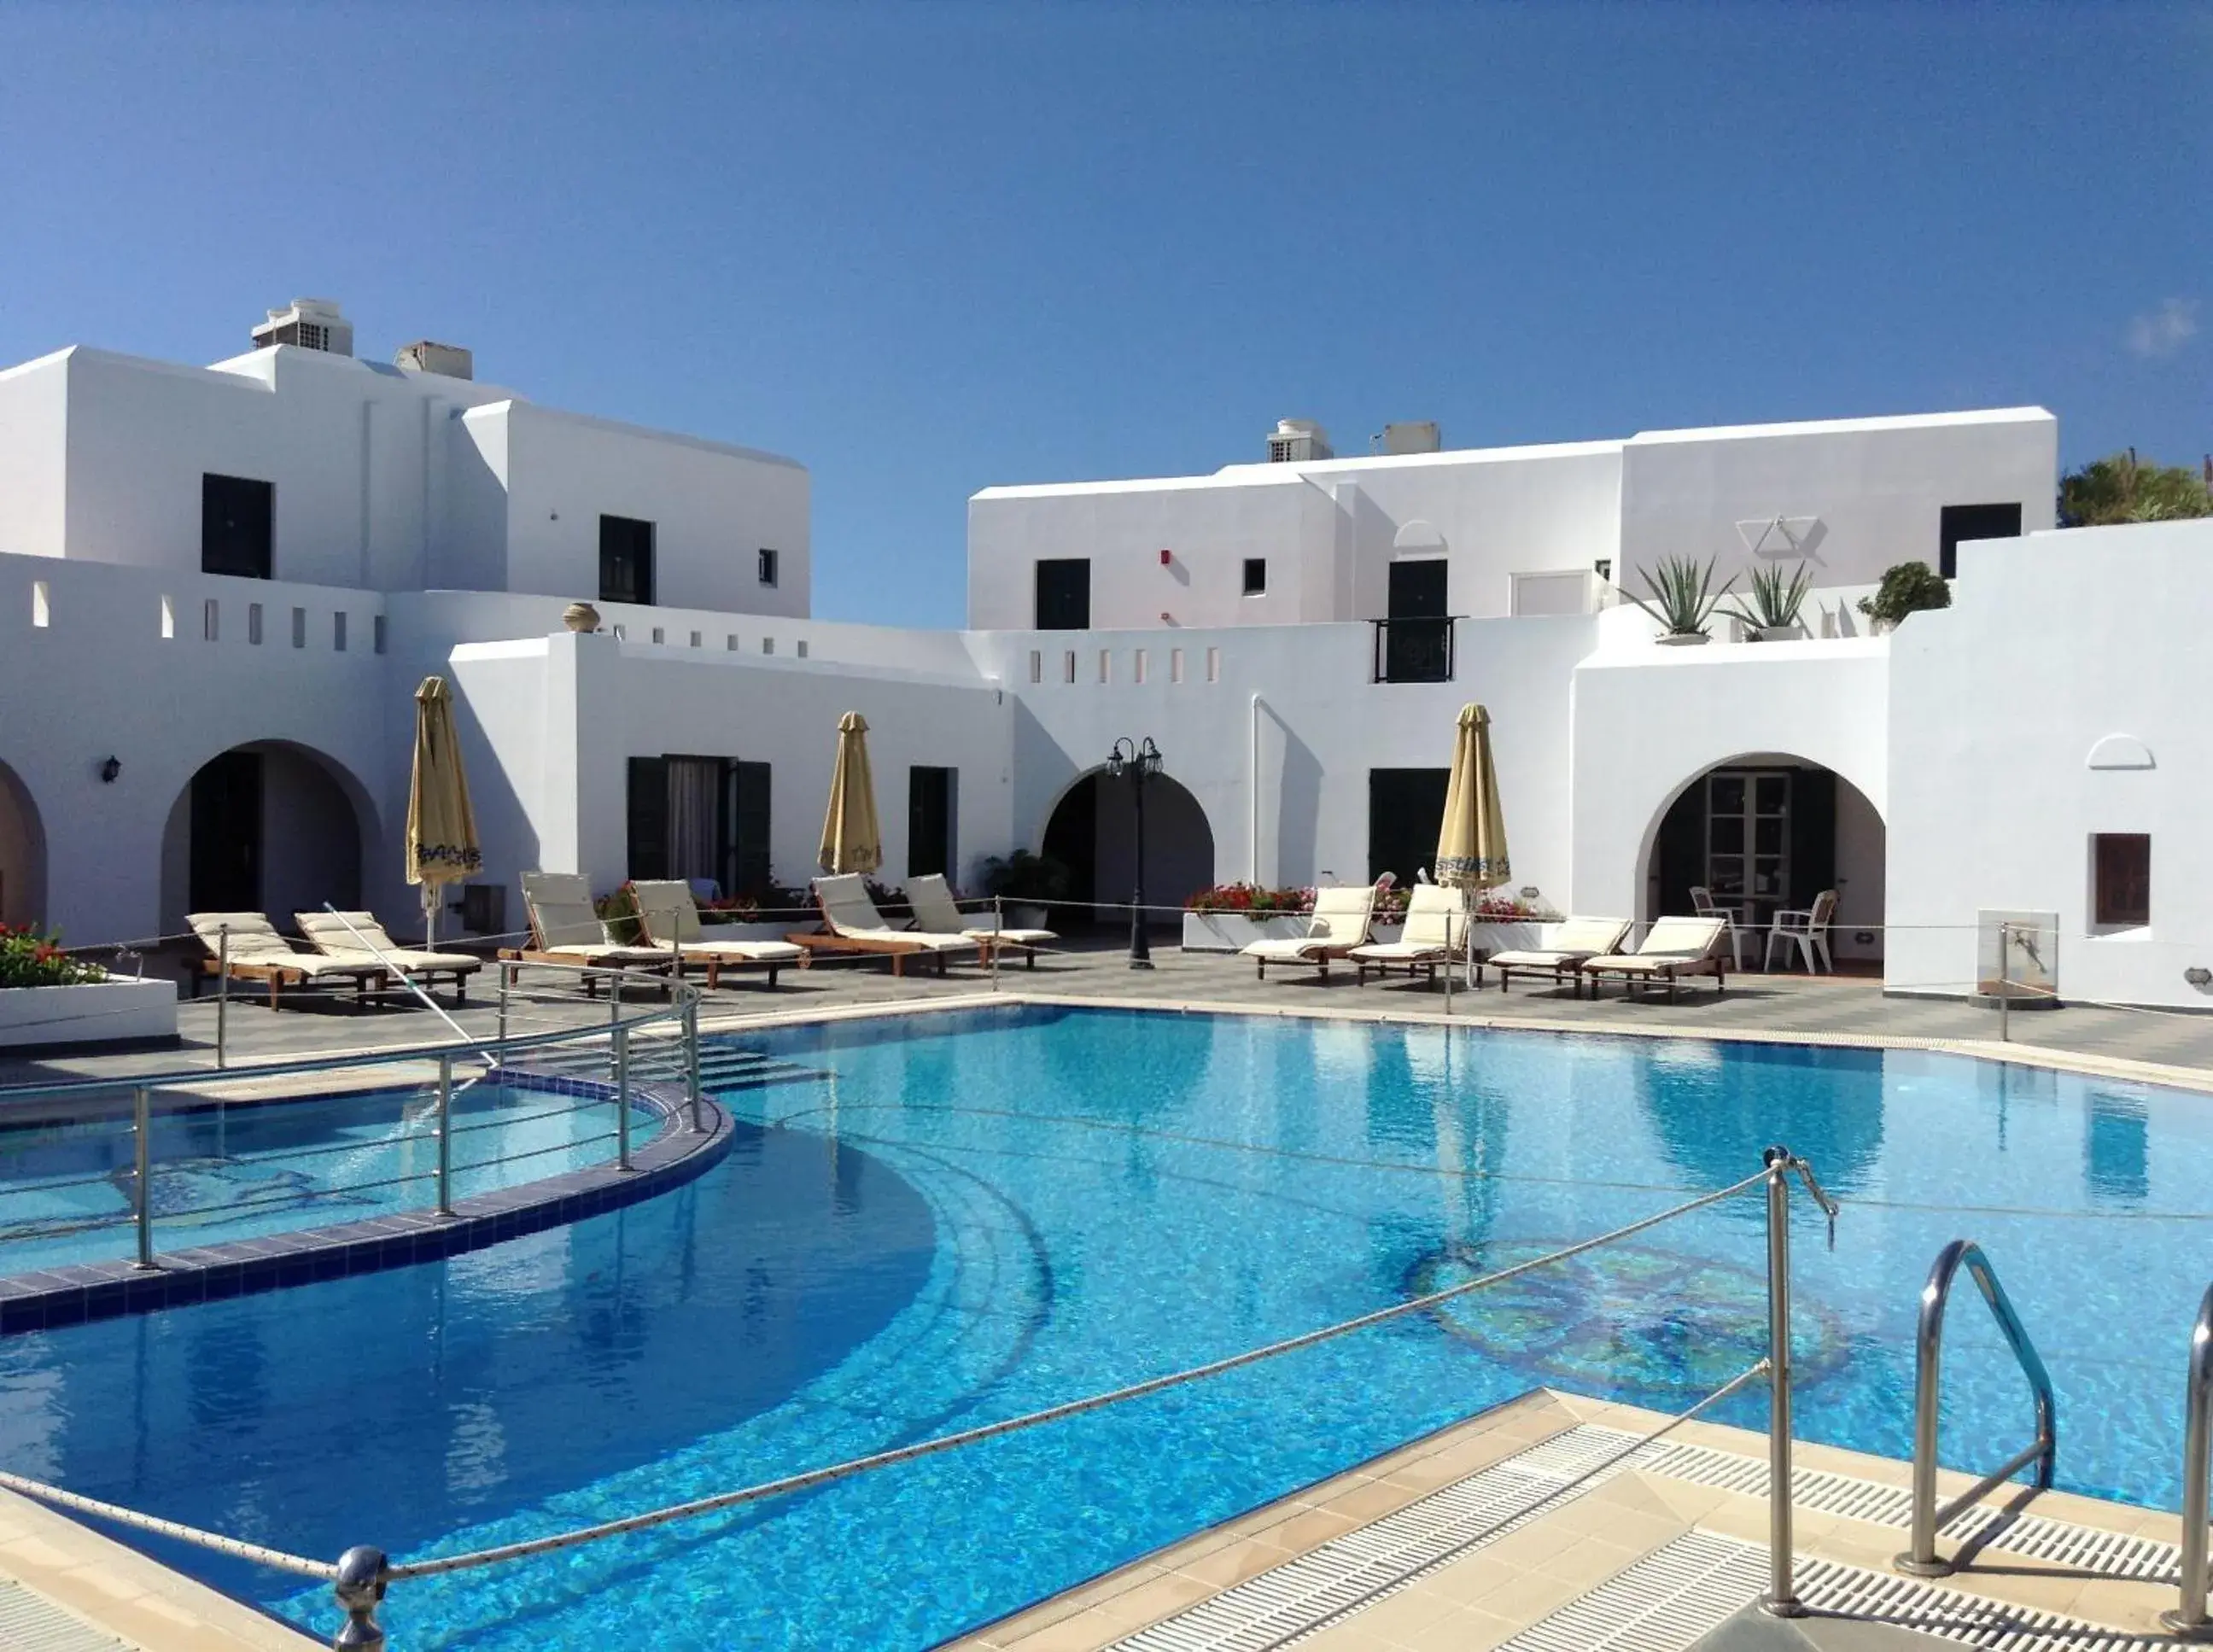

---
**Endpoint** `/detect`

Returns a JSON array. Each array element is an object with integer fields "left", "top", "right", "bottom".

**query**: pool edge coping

[{"left": 0, "top": 1077, "right": 734, "bottom": 1335}]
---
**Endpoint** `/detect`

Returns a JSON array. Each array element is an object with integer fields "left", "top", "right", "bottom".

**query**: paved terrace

[{"left": 9, "top": 935, "right": 2213, "bottom": 1092}]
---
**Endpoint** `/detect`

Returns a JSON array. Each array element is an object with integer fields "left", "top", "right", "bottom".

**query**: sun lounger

[
  {"left": 295, "top": 910, "right": 483, "bottom": 1002},
  {"left": 1579, "top": 916, "right": 1730, "bottom": 1001},
  {"left": 790, "top": 874, "right": 978, "bottom": 976},
  {"left": 1348, "top": 884, "right": 1467, "bottom": 984},
  {"left": 1241, "top": 884, "right": 1376, "bottom": 979},
  {"left": 1480, "top": 917, "right": 1632, "bottom": 998},
  {"left": 905, "top": 873, "right": 1056, "bottom": 969},
  {"left": 504, "top": 873, "right": 680, "bottom": 988},
  {"left": 187, "top": 912, "right": 390, "bottom": 1008},
  {"left": 628, "top": 880, "right": 805, "bottom": 987}
]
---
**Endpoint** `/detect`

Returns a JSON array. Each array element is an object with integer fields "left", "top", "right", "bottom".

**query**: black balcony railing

[{"left": 1371, "top": 616, "right": 1459, "bottom": 684}]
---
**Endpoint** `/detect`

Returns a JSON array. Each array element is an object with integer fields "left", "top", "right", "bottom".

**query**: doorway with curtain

[{"left": 627, "top": 756, "right": 774, "bottom": 896}]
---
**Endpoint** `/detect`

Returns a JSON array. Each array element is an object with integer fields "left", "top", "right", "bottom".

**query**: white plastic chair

[
  {"left": 1688, "top": 885, "right": 1748, "bottom": 970},
  {"left": 1765, "top": 889, "right": 1839, "bottom": 973}
]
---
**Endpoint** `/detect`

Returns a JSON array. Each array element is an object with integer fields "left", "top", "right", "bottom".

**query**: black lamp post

[{"left": 1105, "top": 735, "right": 1163, "bottom": 969}]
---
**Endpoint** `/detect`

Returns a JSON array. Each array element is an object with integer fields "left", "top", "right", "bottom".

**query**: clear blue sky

[{"left": 3, "top": 3, "right": 2205, "bottom": 627}]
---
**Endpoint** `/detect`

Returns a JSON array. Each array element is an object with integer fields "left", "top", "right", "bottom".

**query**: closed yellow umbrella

[
  {"left": 818, "top": 711, "right": 884, "bottom": 875},
  {"left": 406, "top": 676, "right": 482, "bottom": 943},
  {"left": 1434, "top": 703, "right": 1509, "bottom": 891}
]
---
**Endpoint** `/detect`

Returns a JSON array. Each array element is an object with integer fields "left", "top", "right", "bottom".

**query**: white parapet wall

[{"left": 0, "top": 977, "right": 178, "bottom": 1049}]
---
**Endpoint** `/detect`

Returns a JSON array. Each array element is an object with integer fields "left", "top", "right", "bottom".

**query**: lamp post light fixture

[
  {"left": 98, "top": 756, "right": 121, "bottom": 785},
  {"left": 1104, "top": 735, "right": 1164, "bottom": 970}
]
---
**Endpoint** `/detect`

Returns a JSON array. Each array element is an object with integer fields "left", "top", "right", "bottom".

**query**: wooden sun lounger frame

[
  {"left": 781, "top": 927, "right": 956, "bottom": 977},
  {"left": 1255, "top": 941, "right": 1363, "bottom": 980},
  {"left": 1578, "top": 951, "right": 1728, "bottom": 1002},
  {"left": 189, "top": 954, "right": 391, "bottom": 1009}
]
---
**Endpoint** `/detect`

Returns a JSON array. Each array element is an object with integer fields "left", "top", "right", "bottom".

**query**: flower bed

[
  {"left": 1, "top": 927, "right": 175, "bottom": 1049},
  {"left": 0, "top": 922, "right": 106, "bottom": 989}
]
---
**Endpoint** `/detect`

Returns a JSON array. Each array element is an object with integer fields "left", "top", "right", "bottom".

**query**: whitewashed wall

[{"left": 1886, "top": 518, "right": 2213, "bottom": 1007}]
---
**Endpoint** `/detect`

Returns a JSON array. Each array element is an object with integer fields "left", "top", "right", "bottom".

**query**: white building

[{"left": 1, "top": 299, "right": 2203, "bottom": 1010}]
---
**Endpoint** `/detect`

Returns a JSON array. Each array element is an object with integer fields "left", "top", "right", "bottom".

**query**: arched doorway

[
  {"left": 0, "top": 760, "right": 47, "bottom": 929},
  {"left": 158, "top": 743, "right": 371, "bottom": 933},
  {"left": 1042, "top": 768, "right": 1216, "bottom": 925},
  {"left": 1641, "top": 753, "right": 1884, "bottom": 966}
]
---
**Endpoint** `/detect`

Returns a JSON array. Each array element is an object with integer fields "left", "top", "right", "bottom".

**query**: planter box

[
  {"left": 1180, "top": 915, "right": 1407, "bottom": 954},
  {"left": 1465, "top": 920, "right": 1547, "bottom": 960},
  {"left": 0, "top": 977, "right": 178, "bottom": 1049}
]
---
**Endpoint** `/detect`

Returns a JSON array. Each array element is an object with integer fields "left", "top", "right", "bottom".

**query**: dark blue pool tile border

[{"left": 0, "top": 1074, "right": 732, "bottom": 1336}]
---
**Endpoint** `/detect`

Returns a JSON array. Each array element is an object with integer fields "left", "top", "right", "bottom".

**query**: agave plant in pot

[
  {"left": 1727, "top": 561, "right": 1814, "bottom": 641},
  {"left": 1626, "top": 556, "right": 1737, "bottom": 645}
]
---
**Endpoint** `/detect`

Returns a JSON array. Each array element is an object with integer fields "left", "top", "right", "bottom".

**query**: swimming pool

[
  {"left": 0, "top": 1004, "right": 2205, "bottom": 1649},
  {"left": 0, "top": 1076, "right": 654, "bottom": 1275}
]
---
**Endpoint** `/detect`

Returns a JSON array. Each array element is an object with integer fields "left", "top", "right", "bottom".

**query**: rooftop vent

[
  {"left": 1379, "top": 421, "right": 1440, "bottom": 455},
  {"left": 1266, "top": 418, "right": 1332, "bottom": 463},
  {"left": 251, "top": 298, "right": 353, "bottom": 357},
  {"left": 394, "top": 340, "right": 474, "bottom": 381}
]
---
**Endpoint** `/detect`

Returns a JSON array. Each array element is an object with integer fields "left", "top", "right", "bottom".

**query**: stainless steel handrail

[
  {"left": 0, "top": 961, "right": 698, "bottom": 1105},
  {"left": 1895, "top": 1239, "right": 2056, "bottom": 1577},
  {"left": 2162, "top": 1281, "right": 2213, "bottom": 1636}
]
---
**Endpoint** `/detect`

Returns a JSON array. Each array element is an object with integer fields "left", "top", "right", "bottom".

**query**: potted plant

[
  {"left": 1626, "top": 556, "right": 1737, "bottom": 645},
  {"left": 1857, "top": 561, "right": 1950, "bottom": 633},
  {"left": 1727, "top": 562, "right": 1814, "bottom": 641},
  {"left": 981, "top": 849, "right": 1070, "bottom": 930},
  {"left": 0, "top": 922, "right": 177, "bottom": 1049}
]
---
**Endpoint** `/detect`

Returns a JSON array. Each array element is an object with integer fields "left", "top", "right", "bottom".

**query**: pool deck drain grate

[
  {"left": 1095, "top": 1422, "right": 2186, "bottom": 1652},
  {"left": 0, "top": 1579, "right": 135, "bottom": 1651}
]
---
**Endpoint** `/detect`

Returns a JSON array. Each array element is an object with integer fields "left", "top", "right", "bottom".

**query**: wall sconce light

[
  {"left": 99, "top": 756, "right": 121, "bottom": 784},
  {"left": 1159, "top": 548, "right": 1173, "bottom": 566}
]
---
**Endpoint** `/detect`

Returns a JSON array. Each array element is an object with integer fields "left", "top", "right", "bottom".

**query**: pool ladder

[{"left": 1894, "top": 1239, "right": 2057, "bottom": 1578}]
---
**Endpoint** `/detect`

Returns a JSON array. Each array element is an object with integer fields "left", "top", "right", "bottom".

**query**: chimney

[
  {"left": 394, "top": 340, "right": 475, "bottom": 381},
  {"left": 251, "top": 298, "right": 353, "bottom": 356}
]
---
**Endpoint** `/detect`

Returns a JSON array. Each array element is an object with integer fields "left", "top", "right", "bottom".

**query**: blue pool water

[
  {"left": 0, "top": 1005, "right": 2208, "bottom": 1649},
  {"left": 0, "top": 1078, "right": 651, "bottom": 1274}
]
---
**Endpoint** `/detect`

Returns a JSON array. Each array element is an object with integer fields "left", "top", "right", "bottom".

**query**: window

[
  {"left": 201, "top": 475, "right": 274, "bottom": 579},
  {"left": 290, "top": 606, "right": 307, "bottom": 648},
  {"left": 1242, "top": 557, "right": 1267, "bottom": 596},
  {"left": 1035, "top": 558, "right": 1090, "bottom": 629},
  {"left": 202, "top": 598, "right": 219, "bottom": 641},
  {"left": 2093, "top": 833, "right": 2150, "bottom": 927},
  {"left": 757, "top": 547, "right": 780, "bottom": 587},
  {"left": 247, "top": 603, "right": 262, "bottom": 645},
  {"left": 1939, "top": 503, "right": 2023, "bottom": 580},
  {"left": 373, "top": 615, "right": 387, "bottom": 654},
  {"left": 599, "top": 515, "right": 656, "bottom": 605},
  {"left": 627, "top": 755, "right": 774, "bottom": 895},
  {"left": 908, "top": 767, "right": 957, "bottom": 879},
  {"left": 333, "top": 611, "right": 347, "bottom": 651},
  {"left": 1367, "top": 768, "right": 1451, "bottom": 885}
]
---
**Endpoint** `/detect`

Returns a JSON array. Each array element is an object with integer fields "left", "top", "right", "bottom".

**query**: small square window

[
  {"left": 689, "top": 630, "right": 702, "bottom": 648},
  {"left": 762, "top": 637, "right": 774, "bottom": 656},
  {"left": 651, "top": 626, "right": 665, "bottom": 645},
  {"left": 758, "top": 547, "right": 780, "bottom": 587},
  {"left": 1242, "top": 557, "right": 1267, "bottom": 596},
  {"left": 2093, "top": 833, "right": 2151, "bottom": 927}
]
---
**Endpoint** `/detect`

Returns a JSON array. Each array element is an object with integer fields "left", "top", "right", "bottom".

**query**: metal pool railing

[
  {"left": 0, "top": 1144, "right": 1838, "bottom": 1649},
  {"left": 0, "top": 962, "right": 704, "bottom": 1277}
]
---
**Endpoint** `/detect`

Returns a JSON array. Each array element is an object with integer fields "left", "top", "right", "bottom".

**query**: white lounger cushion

[
  {"left": 188, "top": 913, "right": 382, "bottom": 977},
  {"left": 520, "top": 873, "right": 671, "bottom": 963},
  {"left": 628, "top": 882, "right": 804, "bottom": 962},
  {"left": 1486, "top": 918, "right": 1632, "bottom": 971},
  {"left": 1348, "top": 885, "right": 1467, "bottom": 961},
  {"left": 905, "top": 874, "right": 1057, "bottom": 947},
  {"left": 815, "top": 874, "right": 977, "bottom": 952},
  {"left": 1583, "top": 916, "right": 1728, "bottom": 972},
  {"left": 1241, "top": 885, "right": 1375, "bottom": 960},
  {"left": 295, "top": 911, "right": 479, "bottom": 972}
]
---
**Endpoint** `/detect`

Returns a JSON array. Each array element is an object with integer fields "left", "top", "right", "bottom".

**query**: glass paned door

[{"left": 1705, "top": 770, "right": 1791, "bottom": 931}]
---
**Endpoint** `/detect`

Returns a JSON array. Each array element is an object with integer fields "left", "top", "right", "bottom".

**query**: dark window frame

[
  {"left": 908, "top": 766, "right": 957, "bottom": 879},
  {"left": 201, "top": 474, "right": 275, "bottom": 580},
  {"left": 1242, "top": 557, "right": 1268, "bottom": 596},
  {"left": 757, "top": 547, "right": 780, "bottom": 587},
  {"left": 2093, "top": 832, "right": 2151, "bottom": 927},
  {"left": 599, "top": 515, "right": 657, "bottom": 606},
  {"left": 1035, "top": 558, "right": 1091, "bottom": 630}
]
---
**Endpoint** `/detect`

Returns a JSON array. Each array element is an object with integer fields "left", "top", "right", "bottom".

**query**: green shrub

[
  {"left": 1858, "top": 561, "right": 1951, "bottom": 628},
  {"left": 981, "top": 849, "right": 1071, "bottom": 906},
  {"left": 0, "top": 923, "right": 106, "bottom": 989}
]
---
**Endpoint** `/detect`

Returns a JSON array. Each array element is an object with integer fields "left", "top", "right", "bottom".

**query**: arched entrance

[
  {"left": 1641, "top": 753, "right": 1884, "bottom": 966},
  {"left": 158, "top": 743, "right": 372, "bottom": 933},
  {"left": 0, "top": 760, "right": 47, "bottom": 929},
  {"left": 1042, "top": 768, "right": 1216, "bottom": 925}
]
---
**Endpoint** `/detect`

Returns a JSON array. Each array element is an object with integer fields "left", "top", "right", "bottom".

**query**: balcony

[{"left": 1370, "top": 616, "right": 1459, "bottom": 684}]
